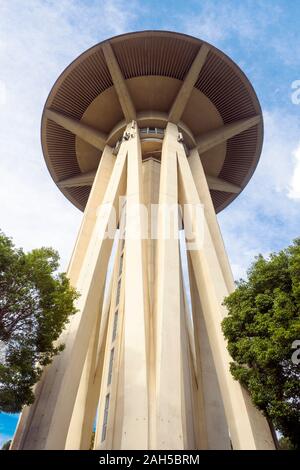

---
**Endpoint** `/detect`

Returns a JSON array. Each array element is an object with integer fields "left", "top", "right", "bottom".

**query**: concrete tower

[{"left": 12, "top": 31, "right": 275, "bottom": 450}]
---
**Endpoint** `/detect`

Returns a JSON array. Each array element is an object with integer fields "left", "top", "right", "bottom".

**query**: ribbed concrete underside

[{"left": 41, "top": 30, "right": 263, "bottom": 212}]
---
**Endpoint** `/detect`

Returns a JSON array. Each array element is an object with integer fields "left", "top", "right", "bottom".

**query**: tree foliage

[
  {"left": 0, "top": 231, "right": 78, "bottom": 413},
  {"left": 278, "top": 436, "right": 296, "bottom": 450},
  {"left": 222, "top": 238, "right": 300, "bottom": 448},
  {"left": 1, "top": 439, "right": 11, "bottom": 450}
]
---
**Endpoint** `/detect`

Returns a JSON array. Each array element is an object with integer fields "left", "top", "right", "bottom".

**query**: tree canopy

[
  {"left": 0, "top": 231, "right": 78, "bottom": 413},
  {"left": 222, "top": 238, "right": 300, "bottom": 448}
]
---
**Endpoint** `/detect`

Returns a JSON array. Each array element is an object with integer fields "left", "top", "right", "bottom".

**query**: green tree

[
  {"left": 278, "top": 436, "right": 295, "bottom": 450},
  {"left": 1, "top": 439, "right": 12, "bottom": 450},
  {"left": 90, "top": 431, "right": 95, "bottom": 450},
  {"left": 222, "top": 238, "right": 300, "bottom": 448},
  {"left": 0, "top": 231, "right": 78, "bottom": 413}
]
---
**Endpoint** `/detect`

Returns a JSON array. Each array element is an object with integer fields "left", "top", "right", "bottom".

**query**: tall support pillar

[
  {"left": 68, "top": 146, "right": 116, "bottom": 285},
  {"left": 154, "top": 122, "right": 184, "bottom": 449},
  {"left": 94, "top": 122, "right": 150, "bottom": 449},
  {"left": 179, "top": 239, "right": 209, "bottom": 450},
  {"left": 120, "top": 121, "right": 149, "bottom": 449},
  {"left": 64, "top": 299, "right": 103, "bottom": 450},
  {"left": 177, "top": 145, "right": 275, "bottom": 449},
  {"left": 188, "top": 149, "right": 234, "bottom": 293},
  {"left": 187, "top": 253, "right": 231, "bottom": 449},
  {"left": 179, "top": 265, "right": 197, "bottom": 450},
  {"left": 19, "top": 139, "right": 126, "bottom": 449},
  {"left": 142, "top": 158, "right": 160, "bottom": 449},
  {"left": 11, "top": 146, "right": 116, "bottom": 450},
  {"left": 94, "top": 230, "right": 126, "bottom": 450},
  {"left": 42, "top": 139, "right": 127, "bottom": 449},
  {"left": 65, "top": 274, "right": 112, "bottom": 450}
]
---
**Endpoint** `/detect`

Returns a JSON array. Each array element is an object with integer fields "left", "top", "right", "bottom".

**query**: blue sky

[
  {"left": 0, "top": 413, "right": 19, "bottom": 448},
  {"left": 0, "top": 0, "right": 300, "bottom": 445}
]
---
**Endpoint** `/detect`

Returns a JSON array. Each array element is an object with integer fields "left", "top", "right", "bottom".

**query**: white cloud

[
  {"left": 167, "top": 0, "right": 281, "bottom": 48},
  {"left": 271, "top": 34, "right": 300, "bottom": 67},
  {"left": 219, "top": 108, "right": 300, "bottom": 279},
  {"left": 0, "top": 80, "right": 6, "bottom": 106},
  {"left": 257, "top": 109, "right": 300, "bottom": 197},
  {"left": 0, "top": 0, "right": 139, "bottom": 269},
  {"left": 288, "top": 143, "right": 300, "bottom": 200}
]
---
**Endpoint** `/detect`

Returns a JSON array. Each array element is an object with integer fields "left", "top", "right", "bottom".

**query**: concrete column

[
  {"left": 188, "top": 149, "right": 234, "bottom": 293},
  {"left": 120, "top": 121, "right": 149, "bottom": 449},
  {"left": 94, "top": 231, "right": 126, "bottom": 450},
  {"left": 64, "top": 302, "right": 102, "bottom": 450},
  {"left": 179, "top": 266, "right": 197, "bottom": 450},
  {"left": 68, "top": 146, "right": 115, "bottom": 285},
  {"left": 177, "top": 144, "right": 275, "bottom": 449},
  {"left": 142, "top": 158, "right": 160, "bottom": 449},
  {"left": 179, "top": 241, "right": 209, "bottom": 450},
  {"left": 12, "top": 145, "right": 116, "bottom": 450},
  {"left": 187, "top": 253, "right": 231, "bottom": 449},
  {"left": 154, "top": 122, "right": 184, "bottom": 449},
  {"left": 42, "top": 134, "right": 127, "bottom": 449},
  {"left": 10, "top": 373, "right": 45, "bottom": 450},
  {"left": 65, "top": 273, "right": 112, "bottom": 449}
]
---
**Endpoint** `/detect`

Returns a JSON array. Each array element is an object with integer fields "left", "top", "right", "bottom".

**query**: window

[
  {"left": 112, "top": 310, "right": 118, "bottom": 342},
  {"left": 121, "top": 234, "right": 126, "bottom": 249},
  {"left": 101, "top": 394, "right": 110, "bottom": 442},
  {"left": 139, "top": 127, "right": 164, "bottom": 135},
  {"left": 119, "top": 253, "right": 124, "bottom": 275},
  {"left": 116, "top": 278, "right": 122, "bottom": 306},
  {"left": 107, "top": 348, "right": 115, "bottom": 386}
]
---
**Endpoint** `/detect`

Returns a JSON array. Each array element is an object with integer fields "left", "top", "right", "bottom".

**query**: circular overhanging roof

[{"left": 41, "top": 30, "right": 263, "bottom": 213}]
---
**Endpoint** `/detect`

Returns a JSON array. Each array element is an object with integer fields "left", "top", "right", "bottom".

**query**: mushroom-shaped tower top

[{"left": 41, "top": 30, "right": 263, "bottom": 213}]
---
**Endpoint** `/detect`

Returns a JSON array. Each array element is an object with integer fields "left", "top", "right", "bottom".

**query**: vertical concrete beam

[
  {"left": 142, "top": 159, "right": 160, "bottom": 449},
  {"left": 154, "top": 122, "right": 184, "bottom": 449},
  {"left": 108, "top": 243, "right": 126, "bottom": 450},
  {"left": 179, "top": 266, "right": 197, "bottom": 450},
  {"left": 68, "top": 146, "right": 115, "bottom": 286},
  {"left": 94, "top": 232, "right": 126, "bottom": 450},
  {"left": 188, "top": 149, "right": 235, "bottom": 293},
  {"left": 177, "top": 145, "right": 275, "bottom": 449},
  {"left": 120, "top": 121, "right": 149, "bottom": 449},
  {"left": 64, "top": 299, "right": 102, "bottom": 450},
  {"left": 179, "top": 242, "right": 209, "bottom": 450},
  {"left": 188, "top": 254, "right": 231, "bottom": 449},
  {"left": 42, "top": 133, "right": 127, "bottom": 449},
  {"left": 11, "top": 145, "right": 116, "bottom": 450},
  {"left": 10, "top": 375, "right": 45, "bottom": 449},
  {"left": 65, "top": 272, "right": 112, "bottom": 450}
]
